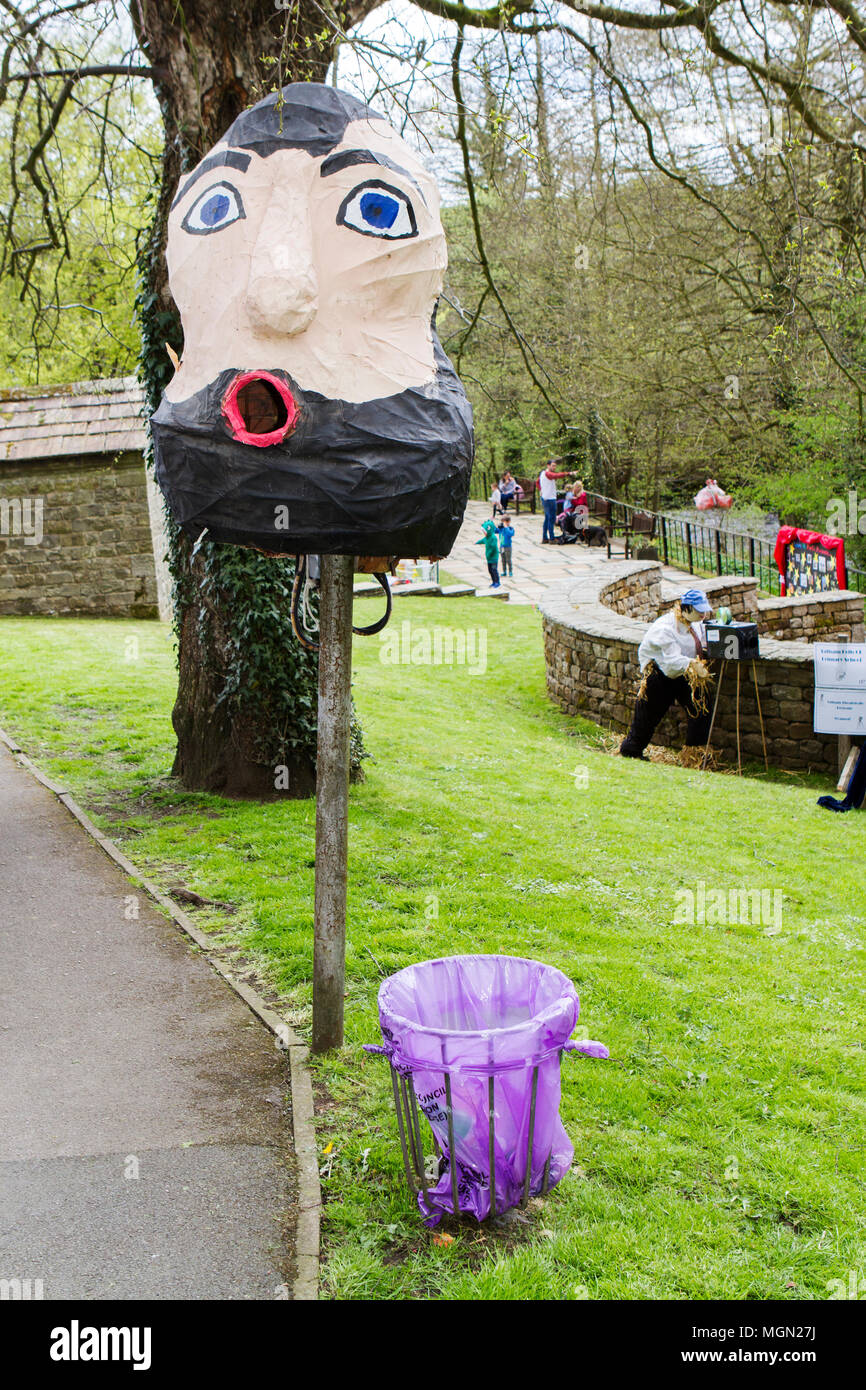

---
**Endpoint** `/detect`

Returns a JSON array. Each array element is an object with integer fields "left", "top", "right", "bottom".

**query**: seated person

[
  {"left": 499, "top": 470, "right": 518, "bottom": 510},
  {"left": 557, "top": 481, "right": 590, "bottom": 538},
  {"left": 564, "top": 479, "right": 588, "bottom": 510}
]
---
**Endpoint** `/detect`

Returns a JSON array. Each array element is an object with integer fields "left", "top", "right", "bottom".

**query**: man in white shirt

[
  {"left": 538, "top": 458, "right": 574, "bottom": 543},
  {"left": 620, "top": 588, "right": 714, "bottom": 760}
]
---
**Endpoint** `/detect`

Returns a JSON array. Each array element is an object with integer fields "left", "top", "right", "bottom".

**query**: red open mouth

[{"left": 222, "top": 371, "right": 299, "bottom": 447}]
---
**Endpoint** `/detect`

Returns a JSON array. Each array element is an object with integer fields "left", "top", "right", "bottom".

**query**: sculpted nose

[{"left": 247, "top": 198, "right": 318, "bottom": 336}]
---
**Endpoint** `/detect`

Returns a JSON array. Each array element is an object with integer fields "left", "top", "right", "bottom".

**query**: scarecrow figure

[{"left": 620, "top": 588, "right": 714, "bottom": 761}]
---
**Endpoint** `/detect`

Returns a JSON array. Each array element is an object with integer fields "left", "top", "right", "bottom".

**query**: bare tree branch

[
  {"left": 4, "top": 63, "right": 156, "bottom": 80},
  {"left": 451, "top": 24, "right": 568, "bottom": 423}
]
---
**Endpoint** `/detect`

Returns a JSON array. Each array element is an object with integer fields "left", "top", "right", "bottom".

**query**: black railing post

[
  {"left": 715, "top": 528, "right": 723, "bottom": 576},
  {"left": 749, "top": 537, "right": 755, "bottom": 579},
  {"left": 661, "top": 515, "right": 669, "bottom": 565},
  {"left": 686, "top": 521, "right": 694, "bottom": 575}
]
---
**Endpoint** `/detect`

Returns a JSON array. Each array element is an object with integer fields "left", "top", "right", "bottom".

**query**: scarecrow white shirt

[{"left": 638, "top": 609, "right": 706, "bottom": 678}]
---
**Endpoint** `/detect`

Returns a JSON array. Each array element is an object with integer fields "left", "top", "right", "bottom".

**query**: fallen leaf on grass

[{"left": 431, "top": 1233, "right": 454, "bottom": 1247}]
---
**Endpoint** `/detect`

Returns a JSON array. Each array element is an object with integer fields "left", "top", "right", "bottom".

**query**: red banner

[{"left": 773, "top": 527, "right": 847, "bottom": 596}]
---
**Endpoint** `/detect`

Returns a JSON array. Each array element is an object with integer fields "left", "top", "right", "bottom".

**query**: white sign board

[
  {"left": 813, "top": 643, "right": 866, "bottom": 734},
  {"left": 814, "top": 689, "right": 866, "bottom": 735},
  {"left": 813, "top": 644, "right": 866, "bottom": 688}
]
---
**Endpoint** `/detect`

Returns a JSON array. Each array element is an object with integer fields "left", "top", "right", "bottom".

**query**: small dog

[
  {"left": 560, "top": 524, "right": 607, "bottom": 547},
  {"left": 580, "top": 525, "right": 608, "bottom": 547}
]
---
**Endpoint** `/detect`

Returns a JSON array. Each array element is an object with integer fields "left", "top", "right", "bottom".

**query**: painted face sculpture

[{"left": 152, "top": 83, "right": 474, "bottom": 557}]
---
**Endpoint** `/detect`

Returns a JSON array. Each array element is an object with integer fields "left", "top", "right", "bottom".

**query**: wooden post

[
  {"left": 838, "top": 734, "right": 853, "bottom": 785},
  {"left": 312, "top": 553, "right": 354, "bottom": 1054}
]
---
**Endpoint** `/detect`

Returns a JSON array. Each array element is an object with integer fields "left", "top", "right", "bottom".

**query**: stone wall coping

[
  {"left": 540, "top": 564, "right": 667, "bottom": 647},
  {"left": 538, "top": 559, "right": 819, "bottom": 666},
  {"left": 758, "top": 589, "right": 862, "bottom": 611},
  {"left": 661, "top": 574, "right": 758, "bottom": 599}
]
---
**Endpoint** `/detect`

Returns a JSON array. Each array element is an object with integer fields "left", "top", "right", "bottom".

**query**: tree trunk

[{"left": 130, "top": 0, "right": 375, "bottom": 797}]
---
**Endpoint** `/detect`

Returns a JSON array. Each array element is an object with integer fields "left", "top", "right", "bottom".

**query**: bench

[
  {"left": 506, "top": 477, "right": 536, "bottom": 515},
  {"left": 606, "top": 507, "right": 657, "bottom": 559}
]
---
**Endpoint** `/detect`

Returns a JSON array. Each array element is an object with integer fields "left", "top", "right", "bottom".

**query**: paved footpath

[
  {"left": 445, "top": 500, "right": 693, "bottom": 605},
  {"left": 0, "top": 742, "right": 295, "bottom": 1300}
]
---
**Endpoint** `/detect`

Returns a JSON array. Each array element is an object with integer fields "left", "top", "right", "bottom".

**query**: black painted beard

[{"left": 151, "top": 336, "right": 474, "bottom": 558}]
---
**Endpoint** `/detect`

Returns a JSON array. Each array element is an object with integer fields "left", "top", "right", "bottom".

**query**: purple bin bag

[{"left": 372, "top": 954, "right": 608, "bottom": 1225}]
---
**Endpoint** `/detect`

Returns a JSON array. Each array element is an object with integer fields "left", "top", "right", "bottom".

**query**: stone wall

[
  {"left": 660, "top": 576, "right": 759, "bottom": 621},
  {"left": 541, "top": 560, "right": 864, "bottom": 773},
  {"left": 0, "top": 451, "right": 160, "bottom": 618},
  {"left": 757, "top": 592, "right": 864, "bottom": 643},
  {"left": 598, "top": 566, "right": 661, "bottom": 621}
]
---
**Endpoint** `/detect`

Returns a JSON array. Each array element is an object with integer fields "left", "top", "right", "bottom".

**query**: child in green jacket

[{"left": 475, "top": 519, "right": 501, "bottom": 589}]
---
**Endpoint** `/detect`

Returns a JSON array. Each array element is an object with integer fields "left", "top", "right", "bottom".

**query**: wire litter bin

[{"left": 364, "top": 954, "right": 608, "bottom": 1225}]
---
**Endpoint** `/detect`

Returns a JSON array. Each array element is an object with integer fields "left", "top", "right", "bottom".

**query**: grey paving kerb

[{"left": 0, "top": 742, "right": 297, "bottom": 1300}]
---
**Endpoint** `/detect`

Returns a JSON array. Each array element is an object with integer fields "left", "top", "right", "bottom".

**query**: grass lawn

[{"left": 0, "top": 605, "right": 864, "bottom": 1300}]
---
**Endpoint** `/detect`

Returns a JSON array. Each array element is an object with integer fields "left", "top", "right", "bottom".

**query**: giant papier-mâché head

[{"left": 151, "top": 83, "right": 474, "bottom": 558}]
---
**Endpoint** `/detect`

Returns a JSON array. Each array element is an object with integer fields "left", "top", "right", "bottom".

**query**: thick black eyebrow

[
  {"left": 319, "top": 148, "right": 425, "bottom": 202},
  {"left": 171, "top": 150, "right": 251, "bottom": 211}
]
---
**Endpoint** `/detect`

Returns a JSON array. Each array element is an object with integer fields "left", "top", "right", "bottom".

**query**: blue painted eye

[
  {"left": 360, "top": 191, "right": 399, "bottom": 229},
  {"left": 338, "top": 180, "right": 417, "bottom": 240},
  {"left": 201, "top": 192, "right": 229, "bottom": 225},
  {"left": 181, "top": 181, "right": 245, "bottom": 235}
]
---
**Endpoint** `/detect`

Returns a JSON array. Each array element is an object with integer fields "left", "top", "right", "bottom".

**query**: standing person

[
  {"left": 491, "top": 482, "right": 503, "bottom": 517},
  {"left": 620, "top": 589, "right": 714, "bottom": 760},
  {"left": 497, "top": 515, "right": 515, "bottom": 577},
  {"left": 538, "top": 458, "right": 573, "bottom": 543},
  {"left": 475, "top": 518, "right": 501, "bottom": 589}
]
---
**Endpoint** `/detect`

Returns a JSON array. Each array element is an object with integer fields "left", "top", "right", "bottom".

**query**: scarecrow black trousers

[{"left": 620, "top": 664, "right": 711, "bottom": 756}]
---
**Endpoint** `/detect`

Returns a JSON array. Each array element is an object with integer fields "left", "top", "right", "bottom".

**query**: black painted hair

[{"left": 223, "top": 82, "right": 384, "bottom": 159}]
